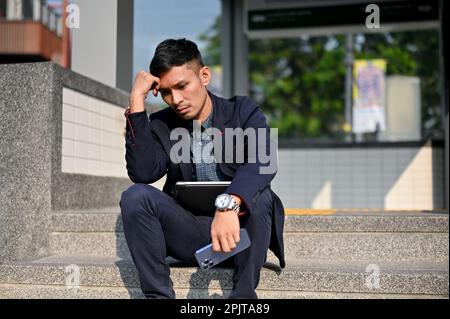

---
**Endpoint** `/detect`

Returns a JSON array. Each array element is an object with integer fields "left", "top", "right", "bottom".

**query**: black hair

[{"left": 149, "top": 38, "right": 204, "bottom": 77}]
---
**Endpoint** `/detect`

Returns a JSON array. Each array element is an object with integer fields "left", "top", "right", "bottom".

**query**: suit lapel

[
  {"left": 167, "top": 111, "right": 193, "bottom": 181},
  {"left": 210, "top": 91, "right": 231, "bottom": 131},
  {"left": 210, "top": 91, "right": 232, "bottom": 166}
]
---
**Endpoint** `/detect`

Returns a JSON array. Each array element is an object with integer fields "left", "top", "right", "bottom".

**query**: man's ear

[{"left": 199, "top": 66, "right": 211, "bottom": 86}]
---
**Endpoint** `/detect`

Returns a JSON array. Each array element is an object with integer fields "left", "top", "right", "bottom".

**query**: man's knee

[
  {"left": 253, "top": 188, "right": 273, "bottom": 214},
  {"left": 245, "top": 188, "right": 273, "bottom": 225},
  {"left": 120, "top": 184, "right": 161, "bottom": 218}
]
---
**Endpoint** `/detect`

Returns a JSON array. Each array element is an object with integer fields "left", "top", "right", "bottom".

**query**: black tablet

[{"left": 174, "top": 181, "right": 231, "bottom": 216}]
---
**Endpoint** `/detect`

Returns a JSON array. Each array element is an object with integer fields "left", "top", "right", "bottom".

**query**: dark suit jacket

[{"left": 124, "top": 91, "right": 285, "bottom": 268}]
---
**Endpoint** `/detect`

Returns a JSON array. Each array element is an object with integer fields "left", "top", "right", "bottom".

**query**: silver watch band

[
  {"left": 217, "top": 201, "right": 240, "bottom": 213},
  {"left": 231, "top": 202, "right": 240, "bottom": 213}
]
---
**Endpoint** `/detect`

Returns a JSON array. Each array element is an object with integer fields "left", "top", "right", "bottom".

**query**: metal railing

[{"left": 0, "top": 0, "right": 63, "bottom": 37}]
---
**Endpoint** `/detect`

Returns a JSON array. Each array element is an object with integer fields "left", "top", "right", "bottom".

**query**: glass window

[
  {"left": 354, "top": 30, "right": 442, "bottom": 142},
  {"left": 22, "top": 0, "right": 33, "bottom": 19},
  {"left": 248, "top": 28, "right": 443, "bottom": 143},
  {"left": 249, "top": 35, "right": 347, "bottom": 141},
  {"left": 0, "top": 0, "right": 6, "bottom": 19}
]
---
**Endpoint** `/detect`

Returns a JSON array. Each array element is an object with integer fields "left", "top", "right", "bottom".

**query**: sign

[
  {"left": 352, "top": 59, "right": 387, "bottom": 134},
  {"left": 245, "top": 0, "right": 439, "bottom": 38}
]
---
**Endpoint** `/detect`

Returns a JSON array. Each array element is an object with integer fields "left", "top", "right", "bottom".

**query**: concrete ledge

[
  {"left": 52, "top": 63, "right": 133, "bottom": 210},
  {"left": 0, "top": 62, "right": 56, "bottom": 262},
  {"left": 0, "top": 62, "right": 136, "bottom": 262}
]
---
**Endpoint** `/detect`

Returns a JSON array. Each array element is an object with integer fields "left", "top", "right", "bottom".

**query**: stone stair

[{"left": 0, "top": 208, "right": 448, "bottom": 299}]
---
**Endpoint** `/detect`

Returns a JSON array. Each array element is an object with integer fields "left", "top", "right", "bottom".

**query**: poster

[{"left": 352, "top": 59, "right": 386, "bottom": 134}]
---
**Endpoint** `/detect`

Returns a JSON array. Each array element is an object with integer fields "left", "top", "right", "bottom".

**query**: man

[{"left": 120, "top": 38, "right": 285, "bottom": 299}]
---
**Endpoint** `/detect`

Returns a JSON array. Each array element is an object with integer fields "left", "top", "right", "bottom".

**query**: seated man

[{"left": 120, "top": 38, "right": 285, "bottom": 299}]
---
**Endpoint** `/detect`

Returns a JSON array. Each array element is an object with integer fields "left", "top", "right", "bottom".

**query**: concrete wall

[
  {"left": 0, "top": 62, "right": 54, "bottom": 262},
  {"left": 0, "top": 62, "right": 133, "bottom": 262},
  {"left": 273, "top": 144, "right": 445, "bottom": 210},
  {"left": 71, "top": 0, "right": 116, "bottom": 88},
  {"left": 71, "top": 0, "right": 133, "bottom": 92}
]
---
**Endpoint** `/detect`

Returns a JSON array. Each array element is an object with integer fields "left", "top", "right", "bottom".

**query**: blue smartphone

[{"left": 195, "top": 228, "right": 251, "bottom": 269}]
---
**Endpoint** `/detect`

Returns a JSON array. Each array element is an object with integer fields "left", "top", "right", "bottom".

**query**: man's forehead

[{"left": 159, "top": 65, "right": 195, "bottom": 88}]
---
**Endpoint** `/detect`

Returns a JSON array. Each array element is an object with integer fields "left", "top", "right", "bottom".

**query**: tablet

[{"left": 174, "top": 181, "right": 231, "bottom": 216}]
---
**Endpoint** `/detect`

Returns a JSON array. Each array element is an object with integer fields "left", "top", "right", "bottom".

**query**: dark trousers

[{"left": 119, "top": 183, "right": 273, "bottom": 299}]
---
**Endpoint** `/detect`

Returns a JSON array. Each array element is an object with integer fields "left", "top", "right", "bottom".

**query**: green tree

[
  {"left": 200, "top": 17, "right": 442, "bottom": 141},
  {"left": 198, "top": 16, "right": 221, "bottom": 66},
  {"left": 249, "top": 36, "right": 346, "bottom": 139}
]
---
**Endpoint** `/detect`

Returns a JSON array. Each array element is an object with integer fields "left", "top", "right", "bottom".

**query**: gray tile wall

[{"left": 272, "top": 147, "right": 445, "bottom": 210}]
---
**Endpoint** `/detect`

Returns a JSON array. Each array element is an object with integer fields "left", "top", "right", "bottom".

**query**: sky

[
  {"left": 133, "top": 0, "right": 220, "bottom": 76},
  {"left": 133, "top": 0, "right": 221, "bottom": 104}
]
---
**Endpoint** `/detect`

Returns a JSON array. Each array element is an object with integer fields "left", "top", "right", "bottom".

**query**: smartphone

[{"left": 194, "top": 228, "right": 251, "bottom": 269}]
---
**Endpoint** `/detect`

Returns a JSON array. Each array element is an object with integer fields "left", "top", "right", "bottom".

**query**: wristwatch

[{"left": 215, "top": 193, "right": 240, "bottom": 213}]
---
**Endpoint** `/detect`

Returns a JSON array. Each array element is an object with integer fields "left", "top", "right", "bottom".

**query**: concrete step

[
  {"left": 50, "top": 209, "right": 449, "bottom": 262},
  {"left": 49, "top": 231, "right": 449, "bottom": 262},
  {"left": 0, "top": 255, "right": 448, "bottom": 299},
  {"left": 1, "top": 284, "right": 447, "bottom": 299},
  {"left": 52, "top": 208, "right": 449, "bottom": 233},
  {"left": 52, "top": 207, "right": 123, "bottom": 233},
  {"left": 50, "top": 232, "right": 131, "bottom": 258}
]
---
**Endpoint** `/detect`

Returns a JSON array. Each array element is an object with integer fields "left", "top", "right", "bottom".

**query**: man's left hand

[{"left": 211, "top": 195, "right": 241, "bottom": 253}]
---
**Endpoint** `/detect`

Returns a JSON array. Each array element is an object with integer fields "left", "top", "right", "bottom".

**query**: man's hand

[
  {"left": 211, "top": 195, "right": 242, "bottom": 253},
  {"left": 129, "top": 71, "right": 160, "bottom": 113}
]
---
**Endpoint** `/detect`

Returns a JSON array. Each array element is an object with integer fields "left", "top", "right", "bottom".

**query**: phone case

[{"left": 195, "top": 228, "right": 251, "bottom": 269}]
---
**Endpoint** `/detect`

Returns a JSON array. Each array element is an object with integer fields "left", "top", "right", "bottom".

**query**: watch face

[{"left": 216, "top": 194, "right": 231, "bottom": 209}]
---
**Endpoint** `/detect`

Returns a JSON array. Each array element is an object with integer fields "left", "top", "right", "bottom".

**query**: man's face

[{"left": 158, "top": 63, "right": 211, "bottom": 121}]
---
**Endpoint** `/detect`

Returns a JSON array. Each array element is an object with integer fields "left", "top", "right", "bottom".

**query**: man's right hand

[{"left": 129, "top": 71, "right": 160, "bottom": 113}]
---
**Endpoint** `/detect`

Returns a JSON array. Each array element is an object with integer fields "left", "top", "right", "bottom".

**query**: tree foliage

[{"left": 200, "top": 17, "right": 442, "bottom": 140}]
